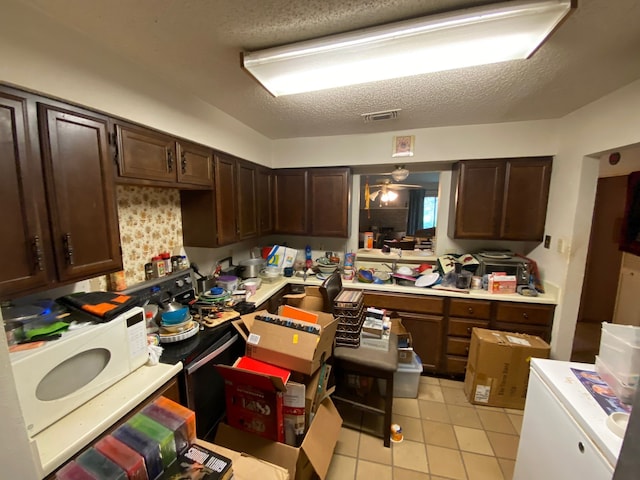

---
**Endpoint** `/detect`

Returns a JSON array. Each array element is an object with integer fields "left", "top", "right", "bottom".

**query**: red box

[{"left": 216, "top": 357, "right": 289, "bottom": 442}]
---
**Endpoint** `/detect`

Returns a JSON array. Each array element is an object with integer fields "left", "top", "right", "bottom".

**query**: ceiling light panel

[{"left": 243, "top": 0, "right": 574, "bottom": 96}]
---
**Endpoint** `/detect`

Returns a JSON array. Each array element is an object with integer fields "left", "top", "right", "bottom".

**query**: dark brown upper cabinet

[
  {"left": 0, "top": 88, "right": 52, "bottom": 298},
  {"left": 450, "top": 157, "right": 552, "bottom": 241},
  {"left": 257, "top": 166, "right": 274, "bottom": 235},
  {"left": 308, "top": 168, "right": 350, "bottom": 237},
  {"left": 114, "top": 121, "right": 212, "bottom": 188},
  {"left": 274, "top": 169, "right": 309, "bottom": 235},
  {"left": 0, "top": 85, "right": 123, "bottom": 299},
  {"left": 39, "top": 103, "right": 123, "bottom": 283},
  {"left": 181, "top": 152, "right": 259, "bottom": 247}
]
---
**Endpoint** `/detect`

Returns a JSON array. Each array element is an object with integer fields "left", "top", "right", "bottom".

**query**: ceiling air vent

[{"left": 361, "top": 109, "right": 401, "bottom": 123}]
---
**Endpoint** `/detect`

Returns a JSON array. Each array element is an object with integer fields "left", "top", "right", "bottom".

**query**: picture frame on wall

[{"left": 392, "top": 135, "right": 415, "bottom": 157}]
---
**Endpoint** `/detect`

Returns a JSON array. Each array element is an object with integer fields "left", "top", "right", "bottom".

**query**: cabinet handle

[
  {"left": 32, "top": 235, "right": 44, "bottom": 271},
  {"left": 468, "top": 307, "right": 474, "bottom": 314},
  {"left": 167, "top": 150, "right": 174, "bottom": 172},
  {"left": 577, "top": 442, "right": 584, "bottom": 453},
  {"left": 466, "top": 327, "right": 472, "bottom": 335},
  {"left": 465, "top": 346, "right": 469, "bottom": 354},
  {"left": 522, "top": 312, "right": 529, "bottom": 320},
  {"left": 181, "top": 151, "right": 187, "bottom": 174},
  {"left": 63, "top": 233, "right": 74, "bottom": 265}
]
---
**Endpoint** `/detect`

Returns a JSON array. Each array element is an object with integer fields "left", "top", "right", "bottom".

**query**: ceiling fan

[
  {"left": 378, "top": 165, "right": 411, "bottom": 182},
  {"left": 368, "top": 179, "right": 421, "bottom": 202}
]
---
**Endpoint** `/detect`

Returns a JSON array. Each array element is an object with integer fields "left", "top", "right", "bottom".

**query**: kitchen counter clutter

[
  {"left": 248, "top": 273, "right": 558, "bottom": 308},
  {"left": 34, "top": 361, "right": 182, "bottom": 477}
]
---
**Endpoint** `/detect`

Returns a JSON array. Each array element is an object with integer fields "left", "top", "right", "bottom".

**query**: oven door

[{"left": 181, "top": 329, "right": 243, "bottom": 440}]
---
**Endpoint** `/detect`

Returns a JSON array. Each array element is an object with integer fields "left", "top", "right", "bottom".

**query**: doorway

[{"left": 571, "top": 175, "right": 627, "bottom": 362}]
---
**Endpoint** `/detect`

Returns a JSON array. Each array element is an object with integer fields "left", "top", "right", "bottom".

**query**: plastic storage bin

[
  {"left": 378, "top": 352, "right": 423, "bottom": 398},
  {"left": 595, "top": 355, "right": 637, "bottom": 405},
  {"left": 598, "top": 322, "right": 640, "bottom": 387}
]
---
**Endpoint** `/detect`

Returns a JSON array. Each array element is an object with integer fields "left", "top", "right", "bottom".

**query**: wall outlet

[
  {"left": 557, "top": 238, "right": 565, "bottom": 254},
  {"left": 544, "top": 235, "right": 551, "bottom": 249}
]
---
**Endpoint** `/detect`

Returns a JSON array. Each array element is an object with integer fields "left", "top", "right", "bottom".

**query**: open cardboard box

[
  {"left": 234, "top": 309, "right": 337, "bottom": 376},
  {"left": 195, "top": 439, "right": 290, "bottom": 480},
  {"left": 215, "top": 397, "right": 342, "bottom": 480},
  {"left": 391, "top": 318, "right": 414, "bottom": 364},
  {"left": 283, "top": 286, "right": 324, "bottom": 312}
]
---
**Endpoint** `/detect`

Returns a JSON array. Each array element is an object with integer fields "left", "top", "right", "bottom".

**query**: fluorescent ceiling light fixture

[{"left": 242, "top": 0, "right": 574, "bottom": 96}]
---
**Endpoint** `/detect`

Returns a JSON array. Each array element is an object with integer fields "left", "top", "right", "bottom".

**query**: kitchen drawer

[
  {"left": 447, "top": 337, "right": 471, "bottom": 357},
  {"left": 363, "top": 292, "right": 445, "bottom": 315},
  {"left": 495, "top": 302, "right": 554, "bottom": 326},
  {"left": 493, "top": 322, "right": 551, "bottom": 342},
  {"left": 449, "top": 299, "right": 491, "bottom": 319},
  {"left": 448, "top": 318, "right": 490, "bottom": 338},
  {"left": 445, "top": 355, "right": 468, "bottom": 376}
]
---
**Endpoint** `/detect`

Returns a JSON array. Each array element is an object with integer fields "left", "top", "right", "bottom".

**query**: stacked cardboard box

[
  {"left": 219, "top": 304, "right": 342, "bottom": 480},
  {"left": 333, "top": 289, "right": 365, "bottom": 347}
]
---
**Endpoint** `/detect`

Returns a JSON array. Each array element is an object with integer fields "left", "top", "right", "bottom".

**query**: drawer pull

[
  {"left": 468, "top": 307, "right": 474, "bottom": 314},
  {"left": 522, "top": 312, "right": 529, "bottom": 320},
  {"left": 578, "top": 442, "right": 584, "bottom": 453},
  {"left": 467, "top": 327, "right": 472, "bottom": 334},
  {"left": 465, "top": 346, "right": 469, "bottom": 354}
]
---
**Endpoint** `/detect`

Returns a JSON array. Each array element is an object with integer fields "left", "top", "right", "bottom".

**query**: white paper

[{"left": 507, "top": 335, "right": 531, "bottom": 346}]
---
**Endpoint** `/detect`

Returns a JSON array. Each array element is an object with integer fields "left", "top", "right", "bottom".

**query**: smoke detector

[{"left": 361, "top": 109, "right": 401, "bottom": 123}]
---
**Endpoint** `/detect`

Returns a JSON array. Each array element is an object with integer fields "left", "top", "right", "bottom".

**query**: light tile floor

[{"left": 327, "top": 376, "right": 523, "bottom": 480}]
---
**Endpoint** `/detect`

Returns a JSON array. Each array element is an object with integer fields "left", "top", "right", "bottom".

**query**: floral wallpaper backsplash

[{"left": 116, "top": 185, "right": 184, "bottom": 286}]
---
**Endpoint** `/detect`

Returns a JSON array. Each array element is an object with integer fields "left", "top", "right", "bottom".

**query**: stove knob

[
  {"left": 184, "top": 276, "right": 192, "bottom": 284},
  {"left": 175, "top": 279, "right": 185, "bottom": 288}
]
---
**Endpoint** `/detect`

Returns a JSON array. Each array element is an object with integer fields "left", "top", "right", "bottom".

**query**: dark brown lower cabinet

[{"left": 398, "top": 311, "right": 444, "bottom": 373}]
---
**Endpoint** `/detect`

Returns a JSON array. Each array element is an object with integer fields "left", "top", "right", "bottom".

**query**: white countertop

[
  {"left": 248, "top": 274, "right": 558, "bottom": 307},
  {"left": 531, "top": 358, "right": 624, "bottom": 467},
  {"left": 33, "top": 360, "right": 182, "bottom": 477}
]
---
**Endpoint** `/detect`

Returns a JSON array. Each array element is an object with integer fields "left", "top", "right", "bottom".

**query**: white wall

[{"left": 0, "top": 0, "right": 272, "bottom": 165}]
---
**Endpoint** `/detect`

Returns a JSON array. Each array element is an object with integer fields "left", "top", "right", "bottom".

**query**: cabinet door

[
  {"left": 214, "top": 153, "right": 238, "bottom": 245},
  {"left": 257, "top": 167, "right": 273, "bottom": 235},
  {"left": 451, "top": 160, "right": 505, "bottom": 239},
  {"left": 39, "top": 104, "right": 122, "bottom": 282},
  {"left": 176, "top": 140, "right": 213, "bottom": 187},
  {"left": 115, "top": 122, "right": 176, "bottom": 183},
  {"left": 236, "top": 160, "right": 258, "bottom": 240},
  {"left": 398, "top": 312, "right": 444, "bottom": 373},
  {"left": 308, "top": 168, "right": 350, "bottom": 237},
  {"left": 0, "top": 90, "right": 52, "bottom": 298},
  {"left": 274, "top": 169, "right": 307, "bottom": 234},
  {"left": 500, "top": 157, "right": 552, "bottom": 240}
]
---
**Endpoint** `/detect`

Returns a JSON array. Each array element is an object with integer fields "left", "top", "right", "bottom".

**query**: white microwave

[{"left": 10, "top": 306, "right": 148, "bottom": 437}]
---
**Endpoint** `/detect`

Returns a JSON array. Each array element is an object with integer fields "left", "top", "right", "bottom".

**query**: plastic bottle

[{"left": 305, "top": 245, "right": 312, "bottom": 270}]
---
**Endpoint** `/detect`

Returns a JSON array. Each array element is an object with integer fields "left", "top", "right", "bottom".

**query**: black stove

[{"left": 122, "top": 268, "right": 245, "bottom": 440}]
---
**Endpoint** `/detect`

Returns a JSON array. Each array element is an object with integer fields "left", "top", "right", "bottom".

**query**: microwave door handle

[{"left": 186, "top": 333, "right": 239, "bottom": 375}]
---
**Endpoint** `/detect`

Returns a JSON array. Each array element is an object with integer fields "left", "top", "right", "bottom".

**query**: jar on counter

[
  {"left": 151, "top": 256, "right": 165, "bottom": 277},
  {"left": 160, "top": 252, "right": 172, "bottom": 274},
  {"left": 144, "top": 263, "right": 154, "bottom": 280},
  {"left": 171, "top": 255, "right": 181, "bottom": 272}
]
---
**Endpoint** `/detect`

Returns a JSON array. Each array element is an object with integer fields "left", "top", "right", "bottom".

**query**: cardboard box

[
  {"left": 215, "top": 398, "right": 342, "bottom": 480},
  {"left": 488, "top": 274, "right": 517, "bottom": 294},
  {"left": 283, "top": 287, "right": 324, "bottom": 312},
  {"left": 196, "top": 440, "right": 290, "bottom": 480},
  {"left": 216, "top": 357, "right": 289, "bottom": 442},
  {"left": 238, "top": 309, "right": 337, "bottom": 376},
  {"left": 464, "top": 328, "right": 551, "bottom": 409},
  {"left": 391, "top": 318, "right": 414, "bottom": 364},
  {"left": 283, "top": 381, "right": 305, "bottom": 447}
]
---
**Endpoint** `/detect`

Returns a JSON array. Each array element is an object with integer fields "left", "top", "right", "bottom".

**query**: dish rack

[{"left": 334, "top": 290, "right": 365, "bottom": 348}]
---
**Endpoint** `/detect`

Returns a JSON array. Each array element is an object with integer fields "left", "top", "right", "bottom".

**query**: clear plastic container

[
  {"left": 595, "top": 355, "right": 637, "bottom": 405},
  {"left": 378, "top": 352, "right": 423, "bottom": 398},
  {"left": 598, "top": 322, "right": 640, "bottom": 387}
]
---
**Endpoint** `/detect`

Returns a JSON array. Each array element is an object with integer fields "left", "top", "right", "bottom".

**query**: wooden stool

[{"left": 331, "top": 333, "right": 398, "bottom": 447}]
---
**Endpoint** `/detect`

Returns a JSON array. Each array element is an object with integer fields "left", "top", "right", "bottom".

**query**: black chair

[{"left": 319, "top": 271, "right": 342, "bottom": 314}]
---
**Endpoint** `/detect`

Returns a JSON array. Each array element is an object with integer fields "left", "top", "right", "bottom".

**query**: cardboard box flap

[
  {"left": 300, "top": 398, "right": 342, "bottom": 479},
  {"left": 215, "top": 422, "right": 299, "bottom": 478},
  {"left": 216, "top": 363, "right": 288, "bottom": 392},
  {"left": 196, "top": 439, "right": 290, "bottom": 480}
]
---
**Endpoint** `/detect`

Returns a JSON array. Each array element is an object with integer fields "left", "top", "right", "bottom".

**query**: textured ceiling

[{"left": 18, "top": 0, "right": 640, "bottom": 139}]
